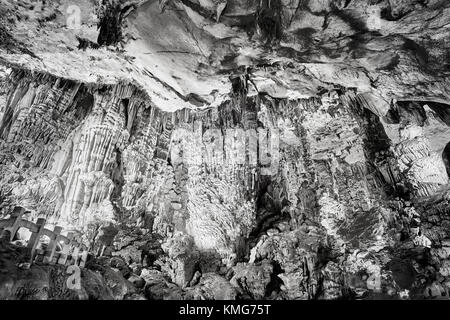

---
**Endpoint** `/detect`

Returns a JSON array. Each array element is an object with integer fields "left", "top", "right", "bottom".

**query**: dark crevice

[
  {"left": 77, "top": 36, "right": 100, "bottom": 51},
  {"left": 387, "top": 258, "right": 417, "bottom": 290},
  {"left": 71, "top": 89, "right": 94, "bottom": 121},
  {"left": 384, "top": 103, "right": 400, "bottom": 124},
  {"left": 256, "top": 0, "right": 283, "bottom": 43},
  {"left": 111, "top": 148, "right": 125, "bottom": 222},
  {"left": 396, "top": 101, "right": 427, "bottom": 126},
  {"left": 352, "top": 100, "right": 410, "bottom": 199},
  {"left": 402, "top": 38, "right": 430, "bottom": 68},
  {"left": 265, "top": 260, "right": 284, "bottom": 298},
  {"left": 178, "top": 0, "right": 216, "bottom": 21},
  {"left": 97, "top": 2, "right": 124, "bottom": 46},
  {"left": 361, "top": 108, "right": 392, "bottom": 162},
  {"left": 332, "top": 8, "right": 368, "bottom": 33},
  {"left": 249, "top": 178, "right": 291, "bottom": 250},
  {"left": 393, "top": 100, "right": 450, "bottom": 127},
  {"left": 121, "top": 98, "right": 130, "bottom": 129},
  {"left": 443, "top": 143, "right": 450, "bottom": 179},
  {"left": 426, "top": 102, "right": 450, "bottom": 126}
]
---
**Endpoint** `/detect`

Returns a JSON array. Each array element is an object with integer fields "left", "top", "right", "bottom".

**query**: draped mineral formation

[{"left": 0, "top": 0, "right": 450, "bottom": 300}]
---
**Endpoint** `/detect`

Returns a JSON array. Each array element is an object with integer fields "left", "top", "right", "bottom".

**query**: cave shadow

[{"left": 442, "top": 142, "right": 450, "bottom": 179}]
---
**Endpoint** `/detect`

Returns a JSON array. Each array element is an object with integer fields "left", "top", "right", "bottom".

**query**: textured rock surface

[
  {"left": 0, "top": 0, "right": 450, "bottom": 300},
  {"left": 0, "top": 240, "right": 141, "bottom": 300}
]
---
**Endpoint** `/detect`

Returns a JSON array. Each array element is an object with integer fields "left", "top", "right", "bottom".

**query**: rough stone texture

[
  {"left": 0, "top": 241, "right": 141, "bottom": 300},
  {"left": 230, "top": 260, "right": 273, "bottom": 299},
  {"left": 0, "top": 0, "right": 450, "bottom": 300},
  {"left": 186, "top": 273, "right": 238, "bottom": 300}
]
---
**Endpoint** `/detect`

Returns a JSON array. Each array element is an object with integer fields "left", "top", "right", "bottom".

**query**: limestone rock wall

[{"left": 1, "top": 68, "right": 450, "bottom": 299}]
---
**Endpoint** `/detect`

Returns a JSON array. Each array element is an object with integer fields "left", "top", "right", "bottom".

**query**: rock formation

[{"left": 0, "top": 0, "right": 450, "bottom": 300}]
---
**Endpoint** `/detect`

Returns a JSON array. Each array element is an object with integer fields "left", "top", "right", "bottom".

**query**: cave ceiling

[{"left": 0, "top": 0, "right": 449, "bottom": 112}]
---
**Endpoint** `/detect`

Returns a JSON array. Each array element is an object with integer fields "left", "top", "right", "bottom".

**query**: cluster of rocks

[{"left": 0, "top": 240, "right": 141, "bottom": 300}]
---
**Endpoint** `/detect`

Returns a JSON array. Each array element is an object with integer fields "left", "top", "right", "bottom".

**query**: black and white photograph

[{"left": 0, "top": 0, "right": 449, "bottom": 313}]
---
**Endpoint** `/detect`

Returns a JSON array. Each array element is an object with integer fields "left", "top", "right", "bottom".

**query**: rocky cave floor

[{"left": 0, "top": 0, "right": 450, "bottom": 300}]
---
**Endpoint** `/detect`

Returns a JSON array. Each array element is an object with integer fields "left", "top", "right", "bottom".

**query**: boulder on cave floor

[
  {"left": 230, "top": 260, "right": 274, "bottom": 299},
  {"left": 186, "top": 273, "right": 238, "bottom": 300}
]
